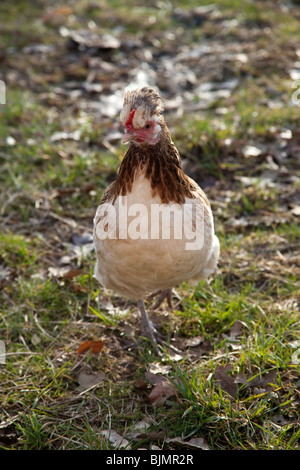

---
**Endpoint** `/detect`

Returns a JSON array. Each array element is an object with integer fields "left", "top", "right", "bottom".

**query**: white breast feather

[{"left": 93, "top": 172, "right": 218, "bottom": 300}]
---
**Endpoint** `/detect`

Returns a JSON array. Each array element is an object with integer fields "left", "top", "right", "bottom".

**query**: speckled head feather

[{"left": 120, "top": 87, "right": 164, "bottom": 129}]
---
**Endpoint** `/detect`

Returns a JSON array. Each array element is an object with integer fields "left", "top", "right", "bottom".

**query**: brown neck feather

[
  {"left": 115, "top": 132, "right": 197, "bottom": 204},
  {"left": 100, "top": 126, "right": 203, "bottom": 206}
]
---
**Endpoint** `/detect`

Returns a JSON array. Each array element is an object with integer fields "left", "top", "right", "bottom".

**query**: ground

[{"left": 0, "top": 0, "right": 299, "bottom": 450}]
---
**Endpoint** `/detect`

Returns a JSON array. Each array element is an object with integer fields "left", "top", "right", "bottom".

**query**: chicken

[{"left": 93, "top": 86, "right": 219, "bottom": 353}]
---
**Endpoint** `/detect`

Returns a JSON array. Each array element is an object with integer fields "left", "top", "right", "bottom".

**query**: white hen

[{"left": 93, "top": 87, "right": 219, "bottom": 352}]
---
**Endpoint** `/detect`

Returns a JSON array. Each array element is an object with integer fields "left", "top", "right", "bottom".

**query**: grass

[{"left": 0, "top": 0, "right": 299, "bottom": 451}]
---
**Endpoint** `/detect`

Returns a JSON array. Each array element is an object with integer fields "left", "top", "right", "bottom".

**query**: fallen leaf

[
  {"left": 148, "top": 362, "right": 172, "bottom": 376},
  {"left": 77, "top": 340, "right": 104, "bottom": 355},
  {"left": 291, "top": 205, "right": 300, "bottom": 216},
  {"left": 23, "top": 44, "right": 55, "bottom": 55},
  {"left": 145, "top": 371, "right": 166, "bottom": 385},
  {"left": 165, "top": 436, "right": 211, "bottom": 450},
  {"left": 6, "top": 136, "right": 16, "bottom": 146},
  {"left": 147, "top": 431, "right": 165, "bottom": 441},
  {"left": 66, "top": 29, "right": 121, "bottom": 51},
  {"left": 100, "top": 429, "right": 130, "bottom": 449},
  {"left": 135, "top": 379, "right": 148, "bottom": 391},
  {"left": 188, "top": 437, "right": 211, "bottom": 450},
  {"left": 0, "top": 266, "right": 16, "bottom": 288},
  {"left": 222, "top": 320, "right": 245, "bottom": 341},
  {"left": 247, "top": 370, "right": 278, "bottom": 392},
  {"left": 279, "top": 128, "right": 292, "bottom": 140},
  {"left": 77, "top": 369, "right": 105, "bottom": 391},
  {"left": 43, "top": 6, "right": 73, "bottom": 23},
  {"left": 148, "top": 380, "right": 177, "bottom": 406},
  {"left": 214, "top": 364, "right": 237, "bottom": 399},
  {"left": 126, "top": 419, "right": 151, "bottom": 439},
  {"left": 48, "top": 266, "right": 71, "bottom": 278},
  {"left": 180, "top": 335, "right": 204, "bottom": 348},
  {"left": 63, "top": 268, "right": 82, "bottom": 279},
  {"left": 242, "top": 145, "right": 262, "bottom": 157},
  {"left": 234, "top": 373, "right": 248, "bottom": 385},
  {"left": 272, "top": 414, "right": 290, "bottom": 426},
  {"left": 31, "top": 333, "right": 41, "bottom": 346},
  {"left": 50, "top": 130, "right": 81, "bottom": 142}
]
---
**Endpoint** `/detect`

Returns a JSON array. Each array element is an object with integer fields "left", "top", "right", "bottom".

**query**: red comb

[{"left": 125, "top": 109, "right": 136, "bottom": 130}]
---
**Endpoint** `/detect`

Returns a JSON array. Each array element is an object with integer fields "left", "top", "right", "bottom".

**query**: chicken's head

[{"left": 120, "top": 87, "right": 164, "bottom": 145}]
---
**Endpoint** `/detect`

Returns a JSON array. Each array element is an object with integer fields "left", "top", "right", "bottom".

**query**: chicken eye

[{"left": 145, "top": 123, "right": 151, "bottom": 129}]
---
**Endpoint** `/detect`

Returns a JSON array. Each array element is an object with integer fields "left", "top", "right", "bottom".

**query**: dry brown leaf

[
  {"left": 145, "top": 371, "right": 166, "bottom": 385},
  {"left": 100, "top": 429, "right": 129, "bottom": 449},
  {"left": 166, "top": 436, "right": 211, "bottom": 450},
  {"left": 48, "top": 266, "right": 71, "bottom": 278},
  {"left": 234, "top": 373, "right": 248, "bottom": 385},
  {"left": 188, "top": 437, "right": 211, "bottom": 450},
  {"left": 214, "top": 364, "right": 237, "bottom": 399},
  {"left": 63, "top": 268, "right": 82, "bottom": 279},
  {"left": 77, "top": 340, "right": 104, "bottom": 355},
  {"left": 0, "top": 266, "right": 16, "bottom": 288},
  {"left": 180, "top": 335, "right": 204, "bottom": 349},
  {"left": 77, "top": 369, "right": 105, "bottom": 391},
  {"left": 126, "top": 419, "right": 151, "bottom": 439},
  {"left": 135, "top": 379, "right": 148, "bottom": 391},
  {"left": 43, "top": 6, "right": 73, "bottom": 24},
  {"left": 214, "top": 366, "right": 280, "bottom": 400},
  {"left": 247, "top": 370, "right": 278, "bottom": 392},
  {"left": 148, "top": 380, "right": 177, "bottom": 406},
  {"left": 227, "top": 320, "right": 245, "bottom": 340},
  {"left": 272, "top": 414, "right": 290, "bottom": 426}
]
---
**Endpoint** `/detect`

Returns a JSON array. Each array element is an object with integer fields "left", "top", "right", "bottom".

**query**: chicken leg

[
  {"left": 137, "top": 299, "right": 160, "bottom": 354},
  {"left": 137, "top": 298, "right": 182, "bottom": 355},
  {"left": 150, "top": 288, "right": 182, "bottom": 310}
]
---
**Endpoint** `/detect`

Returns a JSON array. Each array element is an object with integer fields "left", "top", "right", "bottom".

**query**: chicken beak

[{"left": 122, "top": 130, "right": 136, "bottom": 144}]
